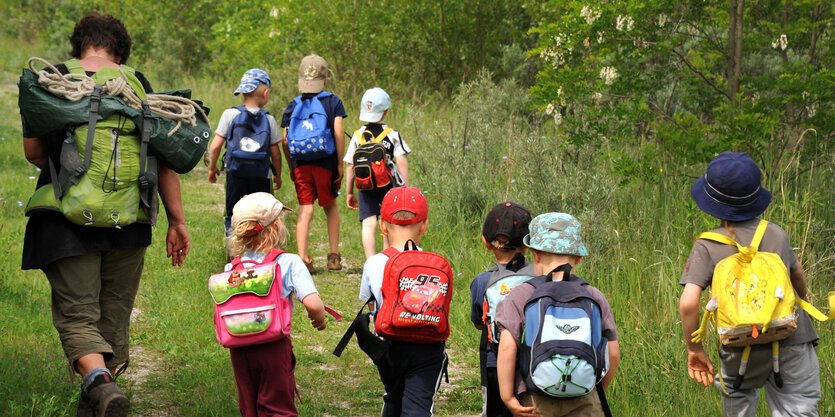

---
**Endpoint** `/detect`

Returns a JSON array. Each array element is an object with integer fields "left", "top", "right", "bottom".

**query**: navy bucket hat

[{"left": 691, "top": 152, "right": 772, "bottom": 221}]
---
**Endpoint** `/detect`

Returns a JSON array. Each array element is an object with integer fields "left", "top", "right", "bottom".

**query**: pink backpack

[{"left": 208, "top": 249, "right": 292, "bottom": 348}]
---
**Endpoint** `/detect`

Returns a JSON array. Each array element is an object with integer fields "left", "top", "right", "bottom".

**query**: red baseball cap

[{"left": 381, "top": 187, "right": 428, "bottom": 225}]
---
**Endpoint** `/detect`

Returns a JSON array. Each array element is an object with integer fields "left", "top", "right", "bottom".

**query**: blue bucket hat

[
  {"left": 234, "top": 68, "right": 271, "bottom": 95},
  {"left": 690, "top": 152, "right": 771, "bottom": 221},
  {"left": 523, "top": 213, "right": 588, "bottom": 256}
]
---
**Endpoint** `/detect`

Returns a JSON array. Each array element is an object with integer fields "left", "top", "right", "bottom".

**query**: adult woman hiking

[{"left": 21, "top": 12, "right": 190, "bottom": 417}]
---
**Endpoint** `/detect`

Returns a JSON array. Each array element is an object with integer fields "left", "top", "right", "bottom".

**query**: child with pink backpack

[{"left": 208, "top": 192, "right": 329, "bottom": 416}]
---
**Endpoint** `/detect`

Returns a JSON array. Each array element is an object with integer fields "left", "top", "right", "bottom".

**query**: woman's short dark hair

[{"left": 69, "top": 12, "right": 132, "bottom": 64}]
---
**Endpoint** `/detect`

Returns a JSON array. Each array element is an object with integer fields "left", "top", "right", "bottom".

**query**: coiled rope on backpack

[{"left": 28, "top": 57, "right": 209, "bottom": 137}]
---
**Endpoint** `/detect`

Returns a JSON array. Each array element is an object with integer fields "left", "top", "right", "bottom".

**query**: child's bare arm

[
  {"left": 207, "top": 134, "right": 224, "bottom": 183},
  {"left": 497, "top": 329, "right": 539, "bottom": 417},
  {"left": 680, "top": 283, "right": 714, "bottom": 386},
  {"left": 395, "top": 155, "right": 409, "bottom": 186},
  {"left": 270, "top": 143, "right": 282, "bottom": 189},
  {"left": 333, "top": 116, "right": 345, "bottom": 184},
  {"left": 790, "top": 261, "right": 808, "bottom": 300},
  {"left": 302, "top": 293, "right": 327, "bottom": 330},
  {"left": 602, "top": 340, "right": 620, "bottom": 391},
  {"left": 281, "top": 128, "right": 295, "bottom": 181}
]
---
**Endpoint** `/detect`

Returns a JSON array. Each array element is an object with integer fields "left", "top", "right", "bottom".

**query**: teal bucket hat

[{"left": 523, "top": 213, "right": 588, "bottom": 256}]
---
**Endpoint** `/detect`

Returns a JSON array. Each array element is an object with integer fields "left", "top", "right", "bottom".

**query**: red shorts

[{"left": 292, "top": 164, "right": 337, "bottom": 207}]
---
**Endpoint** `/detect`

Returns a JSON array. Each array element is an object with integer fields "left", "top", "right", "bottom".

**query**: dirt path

[{"left": 121, "top": 307, "right": 177, "bottom": 416}]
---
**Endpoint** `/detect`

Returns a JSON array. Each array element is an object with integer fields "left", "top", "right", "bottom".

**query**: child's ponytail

[{"left": 227, "top": 215, "right": 289, "bottom": 259}]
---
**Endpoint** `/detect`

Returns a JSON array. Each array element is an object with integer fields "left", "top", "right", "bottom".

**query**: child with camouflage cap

[{"left": 494, "top": 213, "right": 621, "bottom": 417}]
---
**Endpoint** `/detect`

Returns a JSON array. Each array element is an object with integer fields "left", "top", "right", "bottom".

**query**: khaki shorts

[
  {"left": 43, "top": 248, "right": 146, "bottom": 371},
  {"left": 519, "top": 389, "right": 603, "bottom": 417}
]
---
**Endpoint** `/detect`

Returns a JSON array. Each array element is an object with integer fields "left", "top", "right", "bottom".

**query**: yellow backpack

[{"left": 690, "top": 220, "right": 834, "bottom": 391}]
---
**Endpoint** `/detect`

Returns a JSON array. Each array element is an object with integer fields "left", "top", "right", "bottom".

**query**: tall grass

[{"left": 1, "top": 38, "right": 833, "bottom": 417}]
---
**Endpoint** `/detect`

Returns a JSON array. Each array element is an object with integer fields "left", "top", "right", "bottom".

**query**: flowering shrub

[{"left": 526, "top": 0, "right": 834, "bottom": 182}]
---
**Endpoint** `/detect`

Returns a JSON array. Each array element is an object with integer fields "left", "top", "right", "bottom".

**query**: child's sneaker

[
  {"left": 327, "top": 253, "right": 342, "bottom": 271},
  {"left": 86, "top": 379, "right": 130, "bottom": 417}
]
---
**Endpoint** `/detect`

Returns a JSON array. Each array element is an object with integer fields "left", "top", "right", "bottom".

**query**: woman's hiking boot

[
  {"left": 84, "top": 375, "right": 130, "bottom": 417},
  {"left": 327, "top": 253, "right": 342, "bottom": 271},
  {"left": 76, "top": 388, "right": 94, "bottom": 417}
]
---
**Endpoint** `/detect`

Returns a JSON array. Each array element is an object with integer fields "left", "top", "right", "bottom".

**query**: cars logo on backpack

[{"left": 403, "top": 284, "right": 441, "bottom": 314}]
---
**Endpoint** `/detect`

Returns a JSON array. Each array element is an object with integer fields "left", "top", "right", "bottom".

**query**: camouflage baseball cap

[{"left": 523, "top": 213, "right": 588, "bottom": 256}]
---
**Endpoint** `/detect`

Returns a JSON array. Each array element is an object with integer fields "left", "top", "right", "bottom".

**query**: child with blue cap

[
  {"left": 679, "top": 151, "right": 821, "bottom": 416},
  {"left": 494, "top": 213, "right": 620, "bottom": 416},
  {"left": 207, "top": 68, "right": 283, "bottom": 241}
]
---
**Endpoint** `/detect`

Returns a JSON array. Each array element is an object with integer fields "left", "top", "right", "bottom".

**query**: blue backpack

[
  {"left": 287, "top": 91, "right": 335, "bottom": 160},
  {"left": 482, "top": 254, "right": 536, "bottom": 351},
  {"left": 521, "top": 264, "right": 609, "bottom": 402},
  {"left": 226, "top": 105, "right": 272, "bottom": 178}
]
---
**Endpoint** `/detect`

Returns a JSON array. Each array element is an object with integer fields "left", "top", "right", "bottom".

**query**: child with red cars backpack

[
  {"left": 208, "top": 192, "right": 329, "bottom": 417},
  {"left": 343, "top": 87, "right": 411, "bottom": 258},
  {"left": 347, "top": 187, "right": 452, "bottom": 417},
  {"left": 470, "top": 201, "right": 533, "bottom": 417}
]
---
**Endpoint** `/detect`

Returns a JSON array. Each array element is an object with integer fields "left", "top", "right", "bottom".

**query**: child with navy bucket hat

[
  {"left": 493, "top": 213, "right": 620, "bottom": 417},
  {"left": 679, "top": 152, "right": 821, "bottom": 416}
]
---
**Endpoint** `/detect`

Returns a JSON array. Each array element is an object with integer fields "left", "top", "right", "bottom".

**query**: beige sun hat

[
  {"left": 231, "top": 193, "right": 292, "bottom": 232},
  {"left": 298, "top": 54, "right": 328, "bottom": 94}
]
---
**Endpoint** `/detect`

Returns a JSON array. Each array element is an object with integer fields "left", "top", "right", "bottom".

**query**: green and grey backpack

[{"left": 25, "top": 59, "right": 157, "bottom": 228}]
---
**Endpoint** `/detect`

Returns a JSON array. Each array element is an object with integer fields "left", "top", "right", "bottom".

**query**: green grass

[{"left": 1, "top": 37, "right": 834, "bottom": 417}]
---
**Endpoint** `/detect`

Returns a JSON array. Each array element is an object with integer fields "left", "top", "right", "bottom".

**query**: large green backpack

[{"left": 25, "top": 59, "right": 157, "bottom": 228}]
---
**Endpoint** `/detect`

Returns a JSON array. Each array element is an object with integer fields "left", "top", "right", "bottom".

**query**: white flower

[
  {"left": 269, "top": 7, "right": 279, "bottom": 18},
  {"left": 592, "top": 92, "right": 603, "bottom": 102},
  {"left": 553, "top": 111, "right": 563, "bottom": 126},
  {"left": 269, "top": 30, "right": 280, "bottom": 38},
  {"left": 658, "top": 14, "right": 667, "bottom": 27},
  {"left": 580, "top": 5, "right": 601, "bottom": 25},
  {"left": 806, "top": 101, "right": 818, "bottom": 118},
  {"left": 599, "top": 66, "right": 618, "bottom": 85},
  {"left": 597, "top": 32, "right": 605, "bottom": 44},
  {"left": 545, "top": 103, "right": 556, "bottom": 115},
  {"left": 772, "top": 34, "right": 789, "bottom": 50},
  {"left": 616, "top": 15, "right": 634, "bottom": 32}
]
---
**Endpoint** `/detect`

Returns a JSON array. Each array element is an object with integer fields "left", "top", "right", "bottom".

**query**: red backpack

[{"left": 374, "top": 243, "right": 453, "bottom": 343}]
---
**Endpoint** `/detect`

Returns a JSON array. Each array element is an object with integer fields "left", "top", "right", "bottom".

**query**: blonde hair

[
  {"left": 243, "top": 83, "right": 269, "bottom": 99},
  {"left": 491, "top": 234, "right": 511, "bottom": 250},
  {"left": 226, "top": 214, "right": 289, "bottom": 258}
]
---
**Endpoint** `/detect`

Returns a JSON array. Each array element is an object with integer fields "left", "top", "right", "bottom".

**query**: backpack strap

[
  {"left": 596, "top": 383, "right": 613, "bottom": 417},
  {"left": 696, "top": 220, "right": 769, "bottom": 254},
  {"left": 137, "top": 101, "right": 154, "bottom": 212},
  {"left": 546, "top": 263, "right": 573, "bottom": 281},
  {"left": 332, "top": 295, "right": 375, "bottom": 357},
  {"left": 380, "top": 247, "right": 400, "bottom": 259},
  {"left": 229, "top": 249, "right": 285, "bottom": 270},
  {"left": 358, "top": 127, "right": 393, "bottom": 146}
]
